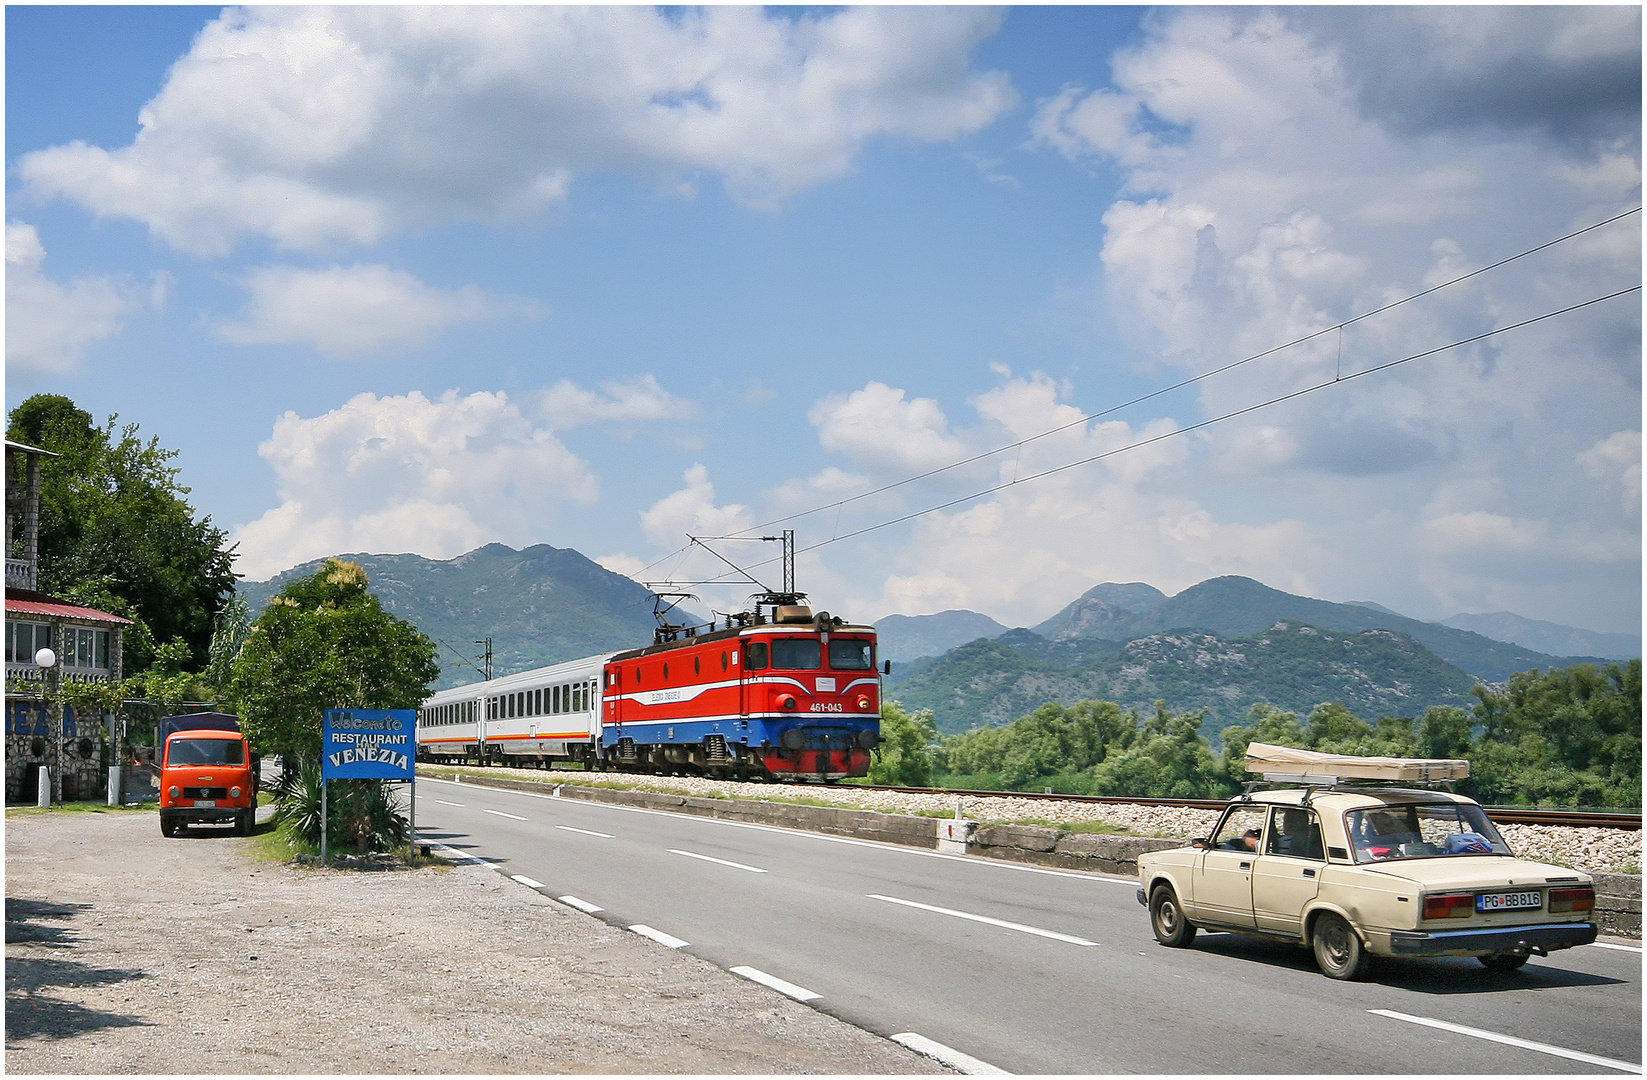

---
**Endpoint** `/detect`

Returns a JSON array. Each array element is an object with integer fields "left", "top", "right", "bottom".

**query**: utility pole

[
  {"left": 474, "top": 638, "right": 493, "bottom": 681},
  {"left": 781, "top": 529, "right": 794, "bottom": 595}
]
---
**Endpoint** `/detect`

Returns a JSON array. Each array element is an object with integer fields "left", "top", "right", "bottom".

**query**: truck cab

[{"left": 158, "top": 713, "right": 256, "bottom": 837}]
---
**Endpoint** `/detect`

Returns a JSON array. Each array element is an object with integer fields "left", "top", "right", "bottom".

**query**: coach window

[
  {"left": 747, "top": 641, "right": 768, "bottom": 669},
  {"left": 771, "top": 638, "right": 821, "bottom": 670},
  {"left": 552, "top": 685, "right": 560, "bottom": 713}
]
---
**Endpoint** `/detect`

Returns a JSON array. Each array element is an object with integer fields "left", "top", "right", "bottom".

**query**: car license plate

[
  {"left": 194, "top": 799, "right": 216, "bottom": 808},
  {"left": 1477, "top": 890, "right": 1541, "bottom": 912}
]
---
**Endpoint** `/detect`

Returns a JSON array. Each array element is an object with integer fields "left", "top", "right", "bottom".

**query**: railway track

[{"left": 858, "top": 784, "right": 1642, "bottom": 831}]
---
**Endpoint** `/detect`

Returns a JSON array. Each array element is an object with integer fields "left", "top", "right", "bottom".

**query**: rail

[{"left": 856, "top": 784, "right": 1641, "bottom": 831}]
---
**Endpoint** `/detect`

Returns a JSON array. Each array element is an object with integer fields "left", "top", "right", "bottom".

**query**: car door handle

[
  {"left": 1239, "top": 861, "right": 1251, "bottom": 869},
  {"left": 1302, "top": 868, "right": 1316, "bottom": 877}
]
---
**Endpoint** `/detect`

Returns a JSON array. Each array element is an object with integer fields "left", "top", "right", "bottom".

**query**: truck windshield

[
  {"left": 168, "top": 738, "right": 245, "bottom": 766},
  {"left": 1346, "top": 802, "right": 1511, "bottom": 863},
  {"left": 828, "top": 638, "right": 873, "bottom": 670}
]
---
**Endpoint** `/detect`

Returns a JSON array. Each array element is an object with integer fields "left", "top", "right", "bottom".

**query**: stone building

[{"left": 6, "top": 439, "right": 131, "bottom": 802}]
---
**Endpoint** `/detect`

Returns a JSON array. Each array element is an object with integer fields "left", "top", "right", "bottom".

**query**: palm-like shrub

[{"left": 273, "top": 760, "right": 409, "bottom": 854}]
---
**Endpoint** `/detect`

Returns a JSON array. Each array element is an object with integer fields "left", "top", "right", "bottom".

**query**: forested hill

[
  {"left": 1032, "top": 575, "right": 1605, "bottom": 682},
  {"left": 887, "top": 621, "right": 1481, "bottom": 736},
  {"left": 238, "top": 544, "right": 661, "bottom": 689}
]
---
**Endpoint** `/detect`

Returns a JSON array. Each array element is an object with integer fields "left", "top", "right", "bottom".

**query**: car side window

[
  {"left": 1265, "top": 807, "right": 1324, "bottom": 861},
  {"left": 1212, "top": 805, "right": 1268, "bottom": 851}
]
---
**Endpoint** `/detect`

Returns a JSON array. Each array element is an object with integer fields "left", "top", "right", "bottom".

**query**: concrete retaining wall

[{"left": 428, "top": 770, "right": 1640, "bottom": 938}]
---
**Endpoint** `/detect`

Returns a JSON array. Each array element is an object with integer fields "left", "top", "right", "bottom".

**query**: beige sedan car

[{"left": 1137, "top": 786, "right": 1598, "bottom": 979}]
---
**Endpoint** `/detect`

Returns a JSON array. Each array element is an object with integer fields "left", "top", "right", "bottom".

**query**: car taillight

[
  {"left": 1423, "top": 893, "right": 1475, "bottom": 919},
  {"left": 1548, "top": 887, "right": 1594, "bottom": 913},
  {"left": 230, "top": 786, "right": 243, "bottom": 799},
  {"left": 168, "top": 786, "right": 182, "bottom": 799}
]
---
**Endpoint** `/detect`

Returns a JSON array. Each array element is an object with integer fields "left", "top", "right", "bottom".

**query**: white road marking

[
  {"left": 730, "top": 966, "right": 821, "bottom": 1001},
  {"left": 429, "top": 843, "right": 497, "bottom": 869},
  {"left": 1591, "top": 941, "right": 1643, "bottom": 953},
  {"left": 510, "top": 874, "right": 546, "bottom": 889},
  {"left": 628, "top": 924, "right": 690, "bottom": 949},
  {"left": 482, "top": 808, "right": 527, "bottom": 821},
  {"left": 892, "top": 1032, "right": 1010, "bottom": 1075},
  {"left": 555, "top": 825, "right": 615, "bottom": 838},
  {"left": 417, "top": 775, "right": 1135, "bottom": 885},
  {"left": 868, "top": 894, "right": 1099, "bottom": 946},
  {"left": 1369, "top": 1010, "right": 1642, "bottom": 1073},
  {"left": 668, "top": 848, "right": 768, "bottom": 873},
  {"left": 558, "top": 895, "right": 603, "bottom": 914},
  {"left": 434, "top": 799, "right": 465, "bottom": 807}
]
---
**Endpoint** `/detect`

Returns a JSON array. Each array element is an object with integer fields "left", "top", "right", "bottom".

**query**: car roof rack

[{"left": 1244, "top": 742, "right": 1469, "bottom": 786}]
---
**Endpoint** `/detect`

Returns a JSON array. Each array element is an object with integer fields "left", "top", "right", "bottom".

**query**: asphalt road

[{"left": 413, "top": 777, "right": 1642, "bottom": 1075}]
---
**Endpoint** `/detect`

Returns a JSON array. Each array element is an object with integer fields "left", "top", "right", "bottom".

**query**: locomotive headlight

[
  {"left": 857, "top": 697, "right": 871, "bottom": 710},
  {"left": 779, "top": 695, "right": 797, "bottom": 711}
]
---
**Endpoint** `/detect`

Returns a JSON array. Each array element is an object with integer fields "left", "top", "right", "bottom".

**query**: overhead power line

[{"left": 677, "top": 282, "right": 1642, "bottom": 589}]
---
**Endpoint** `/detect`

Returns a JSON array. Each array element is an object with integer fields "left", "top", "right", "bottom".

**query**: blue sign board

[{"left": 322, "top": 709, "right": 416, "bottom": 780}]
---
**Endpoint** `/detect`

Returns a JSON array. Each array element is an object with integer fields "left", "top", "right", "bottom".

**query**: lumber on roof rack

[{"left": 1244, "top": 742, "right": 1469, "bottom": 783}]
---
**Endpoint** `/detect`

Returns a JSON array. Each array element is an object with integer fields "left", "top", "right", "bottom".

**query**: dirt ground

[{"left": 4, "top": 809, "right": 944, "bottom": 1074}]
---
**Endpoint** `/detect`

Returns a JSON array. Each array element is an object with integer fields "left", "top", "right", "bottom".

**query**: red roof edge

[{"left": 5, "top": 588, "right": 134, "bottom": 625}]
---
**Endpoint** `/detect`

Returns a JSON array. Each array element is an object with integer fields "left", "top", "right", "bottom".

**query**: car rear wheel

[
  {"left": 1311, "top": 913, "right": 1371, "bottom": 980},
  {"left": 1149, "top": 884, "right": 1197, "bottom": 947},
  {"left": 1479, "top": 952, "right": 1530, "bottom": 972}
]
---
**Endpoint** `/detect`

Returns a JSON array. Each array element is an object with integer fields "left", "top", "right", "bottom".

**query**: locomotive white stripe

[
  {"left": 730, "top": 966, "right": 820, "bottom": 1001},
  {"left": 668, "top": 849, "right": 768, "bottom": 873},
  {"left": 556, "top": 825, "right": 616, "bottom": 838},
  {"left": 891, "top": 1033, "right": 1010, "bottom": 1075},
  {"left": 867, "top": 894, "right": 1101, "bottom": 946},
  {"left": 628, "top": 924, "right": 690, "bottom": 949},
  {"left": 1368, "top": 1010, "right": 1641, "bottom": 1073},
  {"left": 558, "top": 895, "right": 603, "bottom": 913},
  {"left": 482, "top": 808, "right": 527, "bottom": 821}
]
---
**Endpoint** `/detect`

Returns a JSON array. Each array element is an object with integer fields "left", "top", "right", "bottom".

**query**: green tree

[
  {"left": 1091, "top": 702, "right": 1226, "bottom": 799},
  {"left": 7, "top": 395, "right": 237, "bottom": 673},
  {"left": 228, "top": 559, "right": 438, "bottom": 762},
  {"left": 869, "top": 702, "right": 939, "bottom": 787}
]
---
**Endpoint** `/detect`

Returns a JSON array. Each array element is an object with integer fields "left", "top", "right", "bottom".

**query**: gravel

[
  {"left": 4, "top": 809, "right": 944, "bottom": 1075},
  {"left": 430, "top": 766, "right": 1643, "bottom": 875}
]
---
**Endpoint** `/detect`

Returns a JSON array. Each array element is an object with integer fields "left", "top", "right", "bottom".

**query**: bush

[{"left": 272, "top": 761, "right": 409, "bottom": 853}]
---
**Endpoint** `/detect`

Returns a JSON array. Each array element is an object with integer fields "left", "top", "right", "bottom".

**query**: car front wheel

[
  {"left": 1149, "top": 884, "right": 1197, "bottom": 947},
  {"left": 1311, "top": 912, "right": 1370, "bottom": 980}
]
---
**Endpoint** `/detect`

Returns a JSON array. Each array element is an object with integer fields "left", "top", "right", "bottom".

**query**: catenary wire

[
  {"left": 634, "top": 206, "right": 1641, "bottom": 579},
  {"left": 681, "top": 283, "right": 1641, "bottom": 587}
]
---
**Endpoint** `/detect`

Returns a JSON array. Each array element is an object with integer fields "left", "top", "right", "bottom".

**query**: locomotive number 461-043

[{"left": 810, "top": 703, "right": 843, "bottom": 713}]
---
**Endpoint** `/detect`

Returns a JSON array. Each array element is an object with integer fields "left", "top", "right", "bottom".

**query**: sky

[{"left": 6, "top": 5, "right": 1641, "bottom": 636}]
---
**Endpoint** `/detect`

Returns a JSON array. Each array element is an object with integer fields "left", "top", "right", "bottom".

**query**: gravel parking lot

[{"left": 5, "top": 809, "right": 943, "bottom": 1075}]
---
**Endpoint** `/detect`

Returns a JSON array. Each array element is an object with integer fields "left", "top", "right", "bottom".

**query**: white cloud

[
  {"left": 1579, "top": 431, "right": 1643, "bottom": 514},
  {"left": 638, "top": 464, "right": 752, "bottom": 551},
  {"left": 19, "top": 6, "right": 1014, "bottom": 256},
  {"left": 214, "top": 264, "right": 527, "bottom": 358},
  {"left": 537, "top": 375, "right": 697, "bottom": 430},
  {"left": 232, "top": 389, "right": 598, "bottom": 579},
  {"left": 5, "top": 221, "right": 135, "bottom": 375},
  {"left": 809, "top": 381, "right": 967, "bottom": 472}
]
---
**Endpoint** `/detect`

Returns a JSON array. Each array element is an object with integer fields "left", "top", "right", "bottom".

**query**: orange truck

[{"left": 158, "top": 713, "right": 257, "bottom": 837}]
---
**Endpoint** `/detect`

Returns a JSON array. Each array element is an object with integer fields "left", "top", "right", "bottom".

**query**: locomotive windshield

[
  {"left": 828, "top": 638, "right": 873, "bottom": 669},
  {"left": 771, "top": 638, "right": 821, "bottom": 669}
]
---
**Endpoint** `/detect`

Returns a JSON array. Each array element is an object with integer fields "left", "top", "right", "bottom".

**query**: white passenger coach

[{"left": 417, "top": 652, "right": 616, "bottom": 766}]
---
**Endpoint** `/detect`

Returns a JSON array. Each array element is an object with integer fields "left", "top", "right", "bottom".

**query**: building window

[{"left": 6, "top": 621, "right": 48, "bottom": 664}]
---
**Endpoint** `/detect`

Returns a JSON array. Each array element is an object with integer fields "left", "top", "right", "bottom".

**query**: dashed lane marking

[
  {"left": 510, "top": 874, "right": 546, "bottom": 889},
  {"left": 1369, "top": 1009, "right": 1641, "bottom": 1073},
  {"left": 892, "top": 1033, "right": 1010, "bottom": 1075},
  {"left": 433, "top": 800, "right": 464, "bottom": 807},
  {"left": 668, "top": 849, "right": 768, "bottom": 873},
  {"left": 868, "top": 894, "right": 1100, "bottom": 947},
  {"left": 628, "top": 924, "right": 690, "bottom": 949},
  {"left": 730, "top": 966, "right": 821, "bottom": 1001},
  {"left": 427, "top": 843, "right": 497, "bottom": 869},
  {"left": 1591, "top": 941, "right": 1643, "bottom": 953},
  {"left": 482, "top": 808, "right": 527, "bottom": 821},
  {"left": 558, "top": 895, "right": 603, "bottom": 914},
  {"left": 556, "top": 825, "right": 615, "bottom": 838}
]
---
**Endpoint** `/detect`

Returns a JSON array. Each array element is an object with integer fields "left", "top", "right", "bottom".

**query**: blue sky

[{"left": 7, "top": 6, "right": 1641, "bottom": 635}]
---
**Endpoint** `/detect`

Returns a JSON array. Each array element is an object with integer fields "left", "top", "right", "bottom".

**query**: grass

[{"left": 6, "top": 800, "right": 159, "bottom": 816}]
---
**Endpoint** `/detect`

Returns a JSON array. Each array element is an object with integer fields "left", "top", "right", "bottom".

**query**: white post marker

[{"left": 891, "top": 1033, "right": 1010, "bottom": 1075}]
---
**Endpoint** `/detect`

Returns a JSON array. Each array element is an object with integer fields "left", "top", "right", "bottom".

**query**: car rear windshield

[
  {"left": 1345, "top": 802, "right": 1511, "bottom": 863},
  {"left": 168, "top": 738, "right": 245, "bottom": 766},
  {"left": 828, "top": 638, "right": 873, "bottom": 670}
]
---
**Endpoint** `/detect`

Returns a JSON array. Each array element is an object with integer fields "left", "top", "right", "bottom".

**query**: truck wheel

[
  {"left": 1312, "top": 913, "right": 1371, "bottom": 980},
  {"left": 1479, "top": 952, "right": 1530, "bottom": 972},
  {"left": 1149, "top": 884, "right": 1197, "bottom": 947},
  {"left": 160, "top": 816, "right": 177, "bottom": 838},
  {"left": 236, "top": 810, "right": 254, "bottom": 836}
]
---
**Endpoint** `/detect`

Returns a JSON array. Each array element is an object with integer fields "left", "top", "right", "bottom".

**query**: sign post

[{"left": 322, "top": 709, "right": 417, "bottom": 863}]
